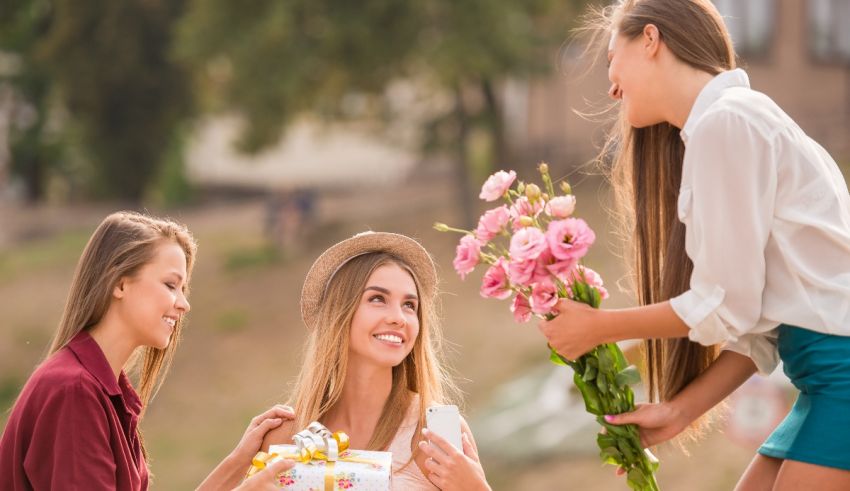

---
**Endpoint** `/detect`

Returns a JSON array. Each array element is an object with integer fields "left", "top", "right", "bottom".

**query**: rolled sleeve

[
  {"left": 722, "top": 331, "right": 780, "bottom": 375},
  {"left": 670, "top": 286, "right": 729, "bottom": 345}
]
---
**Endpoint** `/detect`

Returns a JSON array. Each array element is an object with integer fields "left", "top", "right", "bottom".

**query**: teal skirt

[{"left": 758, "top": 324, "right": 850, "bottom": 470}]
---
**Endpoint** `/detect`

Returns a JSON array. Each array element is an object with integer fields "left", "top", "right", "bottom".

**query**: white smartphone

[{"left": 425, "top": 404, "right": 463, "bottom": 452}]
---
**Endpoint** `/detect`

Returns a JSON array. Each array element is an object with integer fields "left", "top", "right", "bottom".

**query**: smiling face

[
  {"left": 607, "top": 27, "right": 666, "bottom": 128},
  {"left": 348, "top": 262, "right": 420, "bottom": 368},
  {"left": 113, "top": 240, "right": 191, "bottom": 350}
]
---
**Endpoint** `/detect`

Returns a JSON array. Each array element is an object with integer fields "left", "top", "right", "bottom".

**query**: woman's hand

[
  {"left": 419, "top": 427, "right": 490, "bottom": 491},
  {"left": 537, "top": 299, "right": 611, "bottom": 360},
  {"left": 231, "top": 405, "right": 296, "bottom": 463},
  {"left": 606, "top": 401, "right": 692, "bottom": 452},
  {"left": 232, "top": 458, "right": 295, "bottom": 490},
  {"left": 605, "top": 402, "right": 690, "bottom": 449},
  {"left": 196, "top": 405, "right": 296, "bottom": 491}
]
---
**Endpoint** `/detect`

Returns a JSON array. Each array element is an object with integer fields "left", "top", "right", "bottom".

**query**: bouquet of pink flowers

[{"left": 435, "top": 164, "right": 660, "bottom": 491}]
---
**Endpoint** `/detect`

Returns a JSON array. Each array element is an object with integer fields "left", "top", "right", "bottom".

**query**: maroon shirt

[{"left": 0, "top": 330, "right": 148, "bottom": 490}]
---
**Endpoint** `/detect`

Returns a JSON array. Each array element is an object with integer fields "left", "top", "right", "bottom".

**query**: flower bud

[
  {"left": 516, "top": 181, "right": 526, "bottom": 195},
  {"left": 519, "top": 216, "right": 535, "bottom": 227},
  {"left": 560, "top": 181, "right": 572, "bottom": 195},
  {"left": 538, "top": 162, "right": 549, "bottom": 174},
  {"left": 433, "top": 222, "right": 450, "bottom": 232},
  {"left": 525, "top": 183, "right": 542, "bottom": 202}
]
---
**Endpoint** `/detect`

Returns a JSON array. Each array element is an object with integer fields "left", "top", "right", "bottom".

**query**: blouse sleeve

[
  {"left": 669, "top": 108, "right": 779, "bottom": 373},
  {"left": 23, "top": 376, "right": 118, "bottom": 489},
  {"left": 723, "top": 331, "right": 780, "bottom": 375}
]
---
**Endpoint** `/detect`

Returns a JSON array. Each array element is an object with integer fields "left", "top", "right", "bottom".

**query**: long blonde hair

[
  {"left": 583, "top": 0, "right": 735, "bottom": 418},
  {"left": 46, "top": 211, "right": 197, "bottom": 451},
  {"left": 291, "top": 252, "right": 457, "bottom": 457}
]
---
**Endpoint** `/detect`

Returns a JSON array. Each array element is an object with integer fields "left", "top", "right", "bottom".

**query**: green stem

[{"left": 439, "top": 225, "right": 474, "bottom": 235}]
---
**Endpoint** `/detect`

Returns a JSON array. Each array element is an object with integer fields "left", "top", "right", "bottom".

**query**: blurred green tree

[
  {"left": 177, "top": 0, "right": 588, "bottom": 225},
  {"left": 1, "top": 0, "right": 191, "bottom": 202},
  {"left": 1, "top": 0, "right": 60, "bottom": 202}
]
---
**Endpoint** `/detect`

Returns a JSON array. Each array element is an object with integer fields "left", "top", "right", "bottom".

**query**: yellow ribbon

[{"left": 245, "top": 422, "right": 383, "bottom": 490}]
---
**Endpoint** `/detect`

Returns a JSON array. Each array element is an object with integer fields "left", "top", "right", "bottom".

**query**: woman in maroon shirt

[{"left": 0, "top": 212, "right": 293, "bottom": 490}]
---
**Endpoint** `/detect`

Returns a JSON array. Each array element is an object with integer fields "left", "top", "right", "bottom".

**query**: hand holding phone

[{"left": 425, "top": 404, "right": 463, "bottom": 452}]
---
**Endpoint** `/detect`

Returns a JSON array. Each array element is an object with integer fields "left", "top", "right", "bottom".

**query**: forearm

[
  {"left": 602, "top": 301, "right": 690, "bottom": 343},
  {"left": 196, "top": 453, "right": 248, "bottom": 491},
  {"left": 670, "top": 350, "right": 757, "bottom": 423}
]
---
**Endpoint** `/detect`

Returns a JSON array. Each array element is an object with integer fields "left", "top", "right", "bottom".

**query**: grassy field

[{"left": 0, "top": 176, "right": 766, "bottom": 490}]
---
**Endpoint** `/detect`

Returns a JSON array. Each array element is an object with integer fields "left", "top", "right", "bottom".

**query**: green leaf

[
  {"left": 579, "top": 282, "right": 592, "bottom": 304},
  {"left": 628, "top": 468, "right": 648, "bottom": 487},
  {"left": 575, "top": 374, "right": 603, "bottom": 414},
  {"left": 549, "top": 348, "right": 567, "bottom": 366},
  {"left": 597, "top": 349, "right": 614, "bottom": 373},
  {"left": 599, "top": 446, "right": 622, "bottom": 465},
  {"left": 590, "top": 287, "right": 602, "bottom": 308},
  {"left": 582, "top": 364, "right": 598, "bottom": 382},
  {"left": 598, "top": 419, "right": 630, "bottom": 438},
  {"left": 608, "top": 343, "right": 629, "bottom": 370},
  {"left": 596, "top": 374, "right": 609, "bottom": 394},
  {"left": 615, "top": 365, "right": 642, "bottom": 388},
  {"left": 618, "top": 440, "right": 637, "bottom": 462},
  {"left": 597, "top": 433, "right": 617, "bottom": 449}
]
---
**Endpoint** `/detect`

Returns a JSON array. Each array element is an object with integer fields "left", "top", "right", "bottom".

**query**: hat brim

[{"left": 300, "top": 231, "right": 438, "bottom": 329}]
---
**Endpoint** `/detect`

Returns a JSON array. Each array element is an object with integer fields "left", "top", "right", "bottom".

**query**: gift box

[
  {"left": 247, "top": 422, "right": 392, "bottom": 491},
  {"left": 268, "top": 444, "right": 392, "bottom": 491}
]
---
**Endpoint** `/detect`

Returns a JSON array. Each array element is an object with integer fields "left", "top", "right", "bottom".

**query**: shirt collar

[
  {"left": 67, "top": 331, "right": 143, "bottom": 415},
  {"left": 680, "top": 68, "right": 750, "bottom": 145}
]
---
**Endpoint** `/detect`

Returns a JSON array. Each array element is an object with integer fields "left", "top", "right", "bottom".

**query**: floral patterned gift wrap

[
  {"left": 246, "top": 422, "right": 391, "bottom": 491},
  {"left": 267, "top": 445, "right": 392, "bottom": 491}
]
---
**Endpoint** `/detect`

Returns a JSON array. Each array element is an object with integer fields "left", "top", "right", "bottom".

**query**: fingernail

[
  {"left": 421, "top": 428, "right": 430, "bottom": 436},
  {"left": 418, "top": 441, "right": 426, "bottom": 448},
  {"left": 272, "top": 418, "right": 282, "bottom": 423},
  {"left": 604, "top": 415, "right": 615, "bottom": 422}
]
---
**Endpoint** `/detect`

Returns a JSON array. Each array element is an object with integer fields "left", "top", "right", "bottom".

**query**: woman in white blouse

[{"left": 538, "top": 0, "right": 850, "bottom": 489}]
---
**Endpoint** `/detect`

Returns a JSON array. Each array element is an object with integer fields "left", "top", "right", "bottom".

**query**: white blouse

[{"left": 669, "top": 68, "right": 850, "bottom": 375}]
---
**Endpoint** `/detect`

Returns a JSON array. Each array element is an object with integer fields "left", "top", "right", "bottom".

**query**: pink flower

[
  {"left": 569, "top": 266, "right": 609, "bottom": 300},
  {"left": 530, "top": 280, "right": 560, "bottom": 315},
  {"left": 508, "top": 257, "right": 537, "bottom": 286},
  {"left": 509, "top": 197, "right": 544, "bottom": 230},
  {"left": 546, "top": 195, "right": 577, "bottom": 218},
  {"left": 480, "top": 258, "right": 512, "bottom": 299},
  {"left": 511, "top": 294, "right": 533, "bottom": 323},
  {"left": 509, "top": 227, "right": 548, "bottom": 262},
  {"left": 475, "top": 205, "right": 510, "bottom": 242},
  {"left": 536, "top": 249, "right": 577, "bottom": 282},
  {"left": 479, "top": 170, "right": 517, "bottom": 201},
  {"left": 453, "top": 235, "right": 481, "bottom": 280},
  {"left": 546, "top": 218, "right": 596, "bottom": 262}
]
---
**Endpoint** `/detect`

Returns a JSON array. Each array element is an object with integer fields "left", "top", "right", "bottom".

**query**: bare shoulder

[{"left": 261, "top": 419, "right": 296, "bottom": 452}]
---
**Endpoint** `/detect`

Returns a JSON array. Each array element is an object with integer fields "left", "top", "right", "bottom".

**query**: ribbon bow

[
  {"left": 291, "top": 422, "right": 351, "bottom": 462},
  {"left": 245, "top": 422, "right": 356, "bottom": 481}
]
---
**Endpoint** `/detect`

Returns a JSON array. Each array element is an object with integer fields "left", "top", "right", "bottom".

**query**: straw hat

[{"left": 300, "top": 231, "right": 438, "bottom": 329}]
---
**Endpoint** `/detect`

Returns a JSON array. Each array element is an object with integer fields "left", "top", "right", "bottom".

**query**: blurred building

[{"left": 510, "top": 0, "right": 850, "bottom": 168}]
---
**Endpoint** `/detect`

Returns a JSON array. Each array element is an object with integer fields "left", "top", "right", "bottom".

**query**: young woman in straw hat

[
  {"left": 0, "top": 211, "right": 294, "bottom": 490},
  {"left": 262, "top": 231, "right": 491, "bottom": 490}
]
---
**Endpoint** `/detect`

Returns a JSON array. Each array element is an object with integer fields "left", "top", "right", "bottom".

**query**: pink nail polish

[{"left": 604, "top": 415, "right": 614, "bottom": 422}]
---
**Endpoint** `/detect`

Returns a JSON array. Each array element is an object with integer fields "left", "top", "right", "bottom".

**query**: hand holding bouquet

[{"left": 436, "top": 164, "right": 660, "bottom": 491}]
